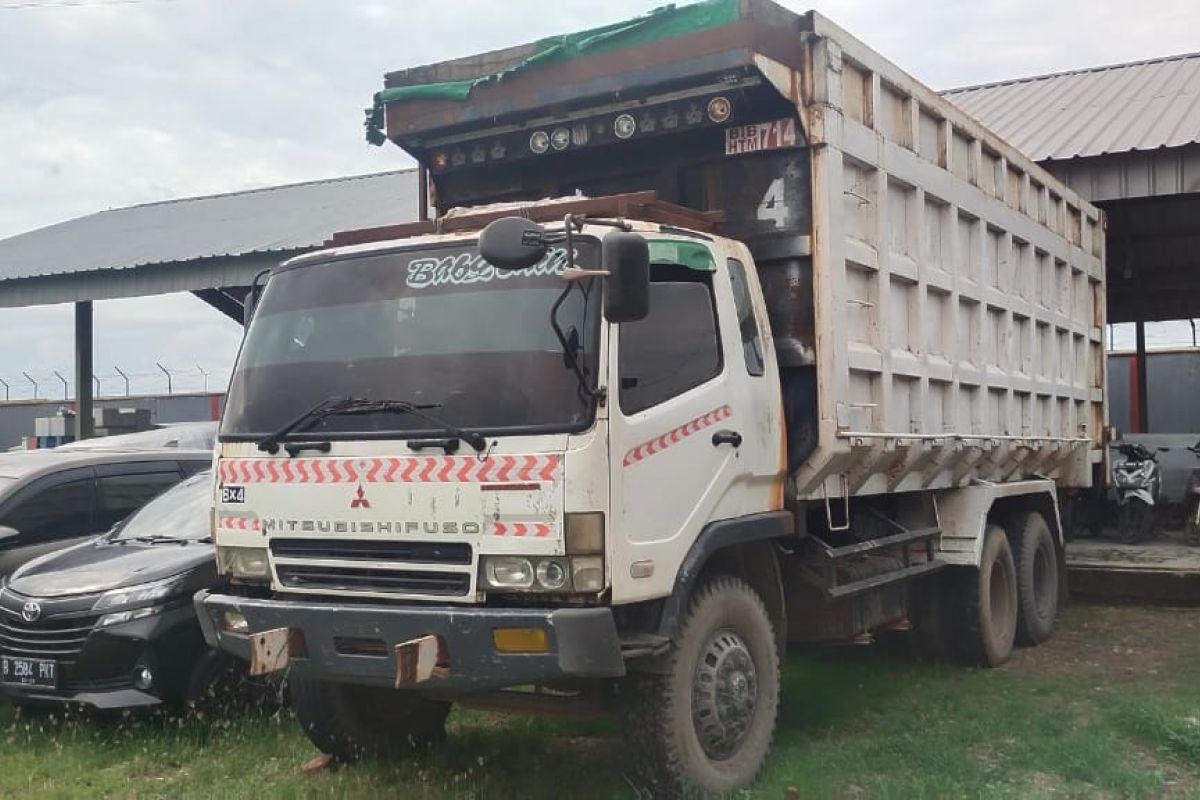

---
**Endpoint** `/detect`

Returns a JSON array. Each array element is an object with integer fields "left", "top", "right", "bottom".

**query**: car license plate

[{"left": 1, "top": 655, "right": 57, "bottom": 688}]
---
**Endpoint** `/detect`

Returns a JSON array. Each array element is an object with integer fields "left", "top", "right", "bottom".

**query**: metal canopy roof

[
  {"left": 945, "top": 52, "right": 1200, "bottom": 162},
  {"left": 0, "top": 169, "right": 418, "bottom": 308}
]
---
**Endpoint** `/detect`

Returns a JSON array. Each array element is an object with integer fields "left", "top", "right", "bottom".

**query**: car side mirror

[
  {"left": 0, "top": 525, "right": 18, "bottom": 544},
  {"left": 479, "top": 217, "right": 550, "bottom": 271},
  {"left": 602, "top": 230, "right": 649, "bottom": 323}
]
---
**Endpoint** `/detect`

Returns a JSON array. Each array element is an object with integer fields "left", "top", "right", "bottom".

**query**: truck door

[{"left": 609, "top": 253, "right": 781, "bottom": 603}]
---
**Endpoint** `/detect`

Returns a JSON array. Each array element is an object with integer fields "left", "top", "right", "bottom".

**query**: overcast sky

[{"left": 0, "top": 0, "right": 1195, "bottom": 400}]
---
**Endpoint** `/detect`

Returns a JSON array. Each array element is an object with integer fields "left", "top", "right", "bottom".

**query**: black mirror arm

[{"left": 549, "top": 282, "right": 601, "bottom": 405}]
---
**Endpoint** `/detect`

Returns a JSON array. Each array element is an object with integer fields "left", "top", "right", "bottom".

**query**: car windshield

[
  {"left": 221, "top": 240, "right": 602, "bottom": 439},
  {"left": 112, "top": 471, "right": 211, "bottom": 541}
]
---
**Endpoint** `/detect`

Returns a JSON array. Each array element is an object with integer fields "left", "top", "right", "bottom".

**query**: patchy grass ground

[{"left": 2, "top": 602, "right": 1198, "bottom": 799}]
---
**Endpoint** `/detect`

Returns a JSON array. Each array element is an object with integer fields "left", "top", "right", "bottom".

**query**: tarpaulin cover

[{"left": 365, "top": 0, "right": 740, "bottom": 145}]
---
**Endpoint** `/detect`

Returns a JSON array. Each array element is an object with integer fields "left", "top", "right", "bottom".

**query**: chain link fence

[{"left": 0, "top": 364, "right": 231, "bottom": 402}]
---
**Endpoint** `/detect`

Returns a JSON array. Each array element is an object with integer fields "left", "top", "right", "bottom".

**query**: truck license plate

[{"left": 1, "top": 656, "right": 57, "bottom": 688}]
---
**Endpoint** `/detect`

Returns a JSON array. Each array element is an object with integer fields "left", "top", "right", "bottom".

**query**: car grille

[
  {"left": 275, "top": 564, "right": 471, "bottom": 597},
  {"left": 270, "top": 538, "right": 472, "bottom": 565},
  {"left": 0, "top": 612, "right": 99, "bottom": 665}
]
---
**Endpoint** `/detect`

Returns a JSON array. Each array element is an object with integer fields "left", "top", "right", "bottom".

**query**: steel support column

[
  {"left": 74, "top": 301, "right": 94, "bottom": 440},
  {"left": 1135, "top": 319, "right": 1149, "bottom": 433}
]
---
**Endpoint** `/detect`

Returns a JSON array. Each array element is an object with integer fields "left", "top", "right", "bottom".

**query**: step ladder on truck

[{"left": 195, "top": 1, "right": 1107, "bottom": 795}]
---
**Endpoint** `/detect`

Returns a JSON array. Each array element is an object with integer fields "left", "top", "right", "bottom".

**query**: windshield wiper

[
  {"left": 325, "top": 399, "right": 488, "bottom": 452},
  {"left": 123, "top": 535, "right": 188, "bottom": 545},
  {"left": 256, "top": 396, "right": 485, "bottom": 454},
  {"left": 256, "top": 396, "right": 350, "bottom": 453}
]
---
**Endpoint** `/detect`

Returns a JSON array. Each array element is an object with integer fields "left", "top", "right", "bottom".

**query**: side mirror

[
  {"left": 243, "top": 268, "right": 272, "bottom": 326},
  {"left": 0, "top": 525, "right": 18, "bottom": 544},
  {"left": 479, "top": 217, "right": 549, "bottom": 271},
  {"left": 602, "top": 230, "right": 649, "bottom": 323}
]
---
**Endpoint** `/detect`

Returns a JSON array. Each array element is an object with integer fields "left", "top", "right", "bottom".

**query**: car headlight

[
  {"left": 93, "top": 577, "right": 181, "bottom": 612},
  {"left": 216, "top": 545, "right": 271, "bottom": 581},
  {"left": 92, "top": 577, "right": 183, "bottom": 627},
  {"left": 480, "top": 555, "right": 604, "bottom": 594},
  {"left": 97, "top": 606, "right": 164, "bottom": 628}
]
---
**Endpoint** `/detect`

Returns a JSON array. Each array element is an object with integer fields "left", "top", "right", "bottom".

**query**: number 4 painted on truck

[{"left": 756, "top": 178, "right": 789, "bottom": 227}]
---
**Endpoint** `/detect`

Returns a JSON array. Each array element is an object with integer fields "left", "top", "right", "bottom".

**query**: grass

[{"left": 2, "top": 603, "right": 1198, "bottom": 799}]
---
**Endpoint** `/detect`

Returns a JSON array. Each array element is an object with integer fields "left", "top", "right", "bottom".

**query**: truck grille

[
  {"left": 0, "top": 613, "right": 98, "bottom": 665},
  {"left": 270, "top": 538, "right": 472, "bottom": 565},
  {"left": 276, "top": 564, "right": 471, "bottom": 597}
]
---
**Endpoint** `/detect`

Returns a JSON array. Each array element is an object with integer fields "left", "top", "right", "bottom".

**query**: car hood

[{"left": 8, "top": 537, "right": 215, "bottom": 598}]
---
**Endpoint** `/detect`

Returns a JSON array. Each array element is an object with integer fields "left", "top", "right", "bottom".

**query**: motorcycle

[{"left": 1112, "top": 442, "right": 1165, "bottom": 543}]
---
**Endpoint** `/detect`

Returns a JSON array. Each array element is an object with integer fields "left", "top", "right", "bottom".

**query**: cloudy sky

[{"left": 0, "top": 0, "right": 1195, "bottom": 399}]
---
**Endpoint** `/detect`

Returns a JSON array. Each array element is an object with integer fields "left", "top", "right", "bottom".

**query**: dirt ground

[{"left": 1009, "top": 601, "right": 1200, "bottom": 683}]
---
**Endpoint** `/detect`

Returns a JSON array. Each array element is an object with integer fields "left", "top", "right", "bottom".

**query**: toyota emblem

[{"left": 21, "top": 601, "right": 41, "bottom": 623}]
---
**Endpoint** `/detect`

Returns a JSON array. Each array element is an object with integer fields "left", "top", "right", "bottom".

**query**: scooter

[
  {"left": 1183, "top": 440, "right": 1200, "bottom": 546},
  {"left": 1112, "top": 442, "right": 1164, "bottom": 543}
]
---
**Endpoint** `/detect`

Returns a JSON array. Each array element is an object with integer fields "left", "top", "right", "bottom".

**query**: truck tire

[
  {"left": 290, "top": 676, "right": 450, "bottom": 762},
  {"left": 945, "top": 524, "right": 1017, "bottom": 667},
  {"left": 1006, "top": 512, "right": 1059, "bottom": 645},
  {"left": 621, "top": 575, "right": 779, "bottom": 797}
]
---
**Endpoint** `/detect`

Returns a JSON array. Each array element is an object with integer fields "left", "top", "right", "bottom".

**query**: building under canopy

[{"left": 0, "top": 169, "right": 418, "bottom": 437}]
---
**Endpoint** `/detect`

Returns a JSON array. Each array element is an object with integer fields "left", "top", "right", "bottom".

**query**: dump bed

[{"left": 369, "top": 0, "right": 1106, "bottom": 497}]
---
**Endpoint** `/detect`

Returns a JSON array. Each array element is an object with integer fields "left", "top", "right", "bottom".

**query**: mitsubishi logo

[
  {"left": 21, "top": 601, "right": 41, "bottom": 623},
  {"left": 350, "top": 484, "right": 371, "bottom": 509}
]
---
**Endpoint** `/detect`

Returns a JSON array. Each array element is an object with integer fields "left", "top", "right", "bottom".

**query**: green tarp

[{"left": 365, "top": 0, "right": 740, "bottom": 145}]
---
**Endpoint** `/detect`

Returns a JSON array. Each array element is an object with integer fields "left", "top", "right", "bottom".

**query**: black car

[{"left": 0, "top": 471, "right": 227, "bottom": 711}]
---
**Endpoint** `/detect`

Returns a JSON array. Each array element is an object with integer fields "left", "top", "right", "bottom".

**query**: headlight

[
  {"left": 93, "top": 577, "right": 181, "bottom": 612},
  {"left": 216, "top": 545, "right": 271, "bottom": 580},
  {"left": 98, "top": 606, "right": 163, "bottom": 628},
  {"left": 480, "top": 555, "right": 604, "bottom": 593},
  {"left": 92, "top": 577, "right": 182, "bottom": 627},
  {"left": 483, "top": 556, "right": 534, "bottom": 590}
]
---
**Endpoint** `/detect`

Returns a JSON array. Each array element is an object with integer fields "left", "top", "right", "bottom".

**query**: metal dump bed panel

[{"left": 784, "top": 13, "right": 1105, "bottom": 498}]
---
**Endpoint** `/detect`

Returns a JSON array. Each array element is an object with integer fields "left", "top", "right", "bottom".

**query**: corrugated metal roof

[
  {"left": 945, "top": 52, "right": 1200, "bottom": 161},
  {"left": 0, "top": 169, "right": 418, "bottom": 284}
]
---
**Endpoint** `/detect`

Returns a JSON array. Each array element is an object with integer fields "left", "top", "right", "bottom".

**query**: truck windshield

[{"left": 221, "top": 240, "right": 602, "bottom": 439}]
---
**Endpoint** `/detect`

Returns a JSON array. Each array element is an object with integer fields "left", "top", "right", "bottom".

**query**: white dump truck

[{"left": 196, "top": 1, "right": 1106, "bottom": 794}]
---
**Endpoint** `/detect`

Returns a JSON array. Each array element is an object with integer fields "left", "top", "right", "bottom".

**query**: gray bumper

[{"left": 194, "top": 590, "right": 625, "bottom": 692}]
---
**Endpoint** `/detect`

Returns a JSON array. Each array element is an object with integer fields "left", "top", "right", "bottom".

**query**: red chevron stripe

[
  {"left": 218, "top": 455, "right": 564, "bottom": 484},
  {"left": 493, "top": 522, "right": 507, "bottom": 536},
  {"left": 622, "top": 405, "right": 733, "bottom": 468},
  {"left": 513, "top": 523, "right": 527, "bottom": 537}
]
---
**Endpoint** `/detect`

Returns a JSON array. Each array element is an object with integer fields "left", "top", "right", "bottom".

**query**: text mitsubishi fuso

[{"left": 196, "top": 1, "right": 1107, "bottom": 794}]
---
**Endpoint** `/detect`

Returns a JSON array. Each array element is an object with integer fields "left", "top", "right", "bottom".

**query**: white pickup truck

[{"left": 196, "top": 1, "right": 1106, "bottom": 794}]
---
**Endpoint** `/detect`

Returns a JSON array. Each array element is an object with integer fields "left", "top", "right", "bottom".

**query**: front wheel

[
  {"left": 621, "top": 575, "right": 779, "bottom": 797},
  {"left": 290, "top": 676, "right": 450, "bottom": 762}
]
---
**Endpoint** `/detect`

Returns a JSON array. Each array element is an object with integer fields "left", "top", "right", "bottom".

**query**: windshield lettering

[{"left": 405, "top": 248, "right": 570, "bottom": 290}]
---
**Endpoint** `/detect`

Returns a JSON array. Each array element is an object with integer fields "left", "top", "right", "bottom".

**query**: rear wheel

[
  {"left": 621, "top": 575, "right": 779, "bottom": 797},
  {"left": 290, "top": 676, "right": 450, "bottom": 762},
  {"left": 1006, "top": 512, "right": 1059, "bottom": 645},
  {"left": 944, "top": 524, "right": 1017, "bottom": 667}
]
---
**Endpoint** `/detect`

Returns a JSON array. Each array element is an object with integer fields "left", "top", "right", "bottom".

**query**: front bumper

[
  {"left": 195, "top": 590, "right": 625, "bottom": 692},
  {"left": 0, "top": 605, "right": 204, "bottom": 710}
]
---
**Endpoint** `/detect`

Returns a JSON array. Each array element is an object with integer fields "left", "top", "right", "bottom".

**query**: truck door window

[
  {"left": 0, "top": 479, "right": 94, "bottom": 544},
  {"left": 727, "top": 258, "right": 765, "bottom": 376},
  {"left": 619, "top": 280, "right": 722, "bottom": 414}
]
